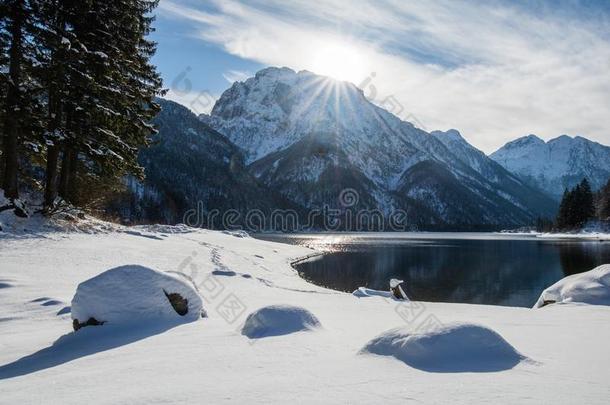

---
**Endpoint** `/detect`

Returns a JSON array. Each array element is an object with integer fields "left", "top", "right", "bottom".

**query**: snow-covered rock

[
  {"left": 241, "top": 304, "right": 321, "bottom": 338},
  {"left": 360, "top": 323, "right": 527, "bottom": 372},
  {"left": 534, "top": 264, "right": 610, "bottom": 308},
  {"left": 71, "top": 265, "right": 204, "bottom": 328},
  {"left": 491, "top": 134, "right": 610, "bottom": 199}
]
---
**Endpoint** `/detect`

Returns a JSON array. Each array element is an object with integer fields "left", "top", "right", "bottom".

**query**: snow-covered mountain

[
  {"left": 201, "top": 67, "right": 556, "bottom": 228},
  {"left": 490, "top": 135, "right": 610, "bottom": 200},
  {"left": 111, "top": 99, "right": 298, "bottom": 226}
]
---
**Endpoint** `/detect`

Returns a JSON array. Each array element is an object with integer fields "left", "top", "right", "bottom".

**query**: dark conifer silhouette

[
  {"left": 0, "top": 0, "right": 164, "bottom": 212},
  {"left": 556, "top": 178, "right": 596, "bottom": 230}
]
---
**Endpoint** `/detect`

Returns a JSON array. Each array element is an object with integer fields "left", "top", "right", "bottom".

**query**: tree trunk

[
  {"left": 66, "top": 146, "right": 78, "bottom": 202},
  {"left": 43, "top": 145, "right": 61, "bottom": 209},
  {"left": 2, "top": 2, "right": 24, "bottom": 199},
  {"left": 59, "top": 147, "right": 74, "bottom": 201},
  {"left": 43, "top": 7, "right": 66, "bottom": 211},
  {"left": 44, "top": 80, "right": 62, "bottom": 210}
]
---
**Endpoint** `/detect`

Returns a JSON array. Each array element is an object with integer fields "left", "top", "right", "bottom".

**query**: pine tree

[
  {"left": 0, "top": 2, "right": 8, "bottom": 181},
  {"left": 536, "top": 216, "right": 553, "bottom": 232},
  {"left": 556, "top": 179, "right": 596, "bottom": 230},
  {"left": 556, "top": 188, "right": 573, "bottom": 230},
  {"left": 1, "top": 0, "right": 163, "bottom": 212},
  {"left": 577, "top": 178, "right": 595, "bottom": 226},
  {"left": 54, "top": 0, "right": 163, "bottom": 207},
  {"left": 1, "top": 0, "right": 27, "bottom": 199},
  {"left": 0, "top": 0, "right": 45, "bottom": 202},
  {"left": 598, "top": 178, "right": 610, "bottom": 220},
  {"left": 37, "top": 0, "right": 71, "bottom": 209}
]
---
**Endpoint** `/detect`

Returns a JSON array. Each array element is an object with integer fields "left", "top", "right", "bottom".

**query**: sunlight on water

[{"left": 256, "top": 232, "right": 610, "bottom": 307}]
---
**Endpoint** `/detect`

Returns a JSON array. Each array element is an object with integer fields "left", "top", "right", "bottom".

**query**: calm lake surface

[{"left": 255, "top": 233, "right": 610, "bottom": 307}]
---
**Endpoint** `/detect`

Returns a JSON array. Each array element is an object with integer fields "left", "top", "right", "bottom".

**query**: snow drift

[
  {"left": 534, "top": 264, "right": 610, "bottom": 308},
  {"left": 71, "top": 265, "right": 204, "bottom": 329},
  {"left": 360, "top": 323, "right": 527, "bottom": 372},
  {"left": 241, "top": 305, "right": 321, "bottom": 338}
]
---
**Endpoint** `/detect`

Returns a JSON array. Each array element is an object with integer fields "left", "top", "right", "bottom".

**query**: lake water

[{"left": 255, "top": 233, "right": 610, "bottom": 307}]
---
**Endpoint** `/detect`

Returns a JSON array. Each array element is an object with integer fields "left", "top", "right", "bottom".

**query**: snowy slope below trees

[{"left": 1, "top": 224, "right": 610, "bottom": 403}]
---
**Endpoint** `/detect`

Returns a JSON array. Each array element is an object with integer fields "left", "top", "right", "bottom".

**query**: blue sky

[{"left": 151, "top": 0, "right": 610, "bottom": 153}]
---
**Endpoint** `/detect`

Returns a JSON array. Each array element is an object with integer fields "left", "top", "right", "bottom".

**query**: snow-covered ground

[
  {"left": 497, "top": 230, "right": 610, "bottom": 241},
  {"left": 536, "top": 232, "right": 610, "bottom": 241},
  {"left": 1, "top": 223, "right": 610, "bottom": 403}
]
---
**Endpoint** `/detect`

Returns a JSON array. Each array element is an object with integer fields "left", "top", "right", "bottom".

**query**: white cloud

[
  {"left": 164, "top": 88, "right": 218, "bottom": 115},
  {"left": 222, "top": 69, "right": 252, "bottom": 84},
  {"left": 159, "top": 0, "right": 610, "bottom": 153}
]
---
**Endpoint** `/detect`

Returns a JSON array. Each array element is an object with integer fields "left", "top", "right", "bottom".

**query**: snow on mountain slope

[
  {"left": 491, "top": 135, "right": 610, "bottom": 200},
  {"left": 205, "top": 67, "right": 446, "bottom": 188},
  {"left": 204, "top": 67, "right": 556, "bottom": 228},
  {"left": 396, "top": 161, "right": 538, "bottom": 226},
  {"left": 431, "top": 129, "right": 495, "bottom": 178}
]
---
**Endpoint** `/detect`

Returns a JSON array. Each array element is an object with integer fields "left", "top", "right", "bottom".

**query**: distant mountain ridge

[
  {"left": 490, "top": 135, "right": 610, "bottom": 200},
  {"left": 121, "top": 67, "right": 610, "bottom": 229},
  {"left": 198, "top": 67, "right": 556, "bottom": 229}
]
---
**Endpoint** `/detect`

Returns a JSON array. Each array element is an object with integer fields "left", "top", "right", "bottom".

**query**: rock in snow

[
  {"left": 360, "top": 323, "right": 527, "bottom": 372},
  {"left": 71, "top": 265, "right": 204, "bottom": 329},
  {"left": 241, "top": 305, "right": 321, "bottom": 338},
  {"left": 389, "top": 278, "right": 409, "bottom": 300},
  {"left": 534, "top": 264, "right": 610, "bottom": 308}
]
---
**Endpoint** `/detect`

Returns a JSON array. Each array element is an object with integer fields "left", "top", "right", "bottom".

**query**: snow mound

[
  {"left": 241, "top": 305, "right": 321, "bottom": 338},
  {"left": 534, "top": 264, "right": 610, "bottom": 308},
  {"left": 360, "top": 323, "right": 527, "bottom": 372},
  {"left": 71, "top": 265, "right": 204, "bottom": 328}
]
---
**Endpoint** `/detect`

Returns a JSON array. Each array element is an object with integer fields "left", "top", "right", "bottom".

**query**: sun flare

[{"left": 309, "top": 41, "right": 368, "bottom": 84}]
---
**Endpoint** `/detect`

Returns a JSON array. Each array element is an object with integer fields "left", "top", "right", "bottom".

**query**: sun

[{"left": 309, "top": 41, "right": 368, "bottom": 84}]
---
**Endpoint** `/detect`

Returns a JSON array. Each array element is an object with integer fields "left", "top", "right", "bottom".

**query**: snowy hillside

[
  {"left": 201, "top": 67, "right": 555, "bottom": 228},
  {"left": 1, "top": 224, "right": 610, "bottom": 403},
  {"left": 491, "top": 135, "right": 610, "bottom": 200}
]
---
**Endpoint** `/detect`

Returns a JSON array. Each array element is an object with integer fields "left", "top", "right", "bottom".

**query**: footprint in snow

[
  {"left": 56, "top": 306, "right": 71, "bottom": 315},
  {"left": 0, "top": 282, "right": 14, "bottom": 289},
  {"left": 256, "top": 278, "right": 274, "bottom": 287},
  {"left": 212, "top": 269, "right": 237, "bottom": 277},
  {"left": 30, "top": 297, "right": 53, "bottom": 303},
  {"left": 41, "top": 300, "right": 63, "bottom": 306},
  {"left": 30, "top": 297, "right": 64, "bottom": 307}
]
